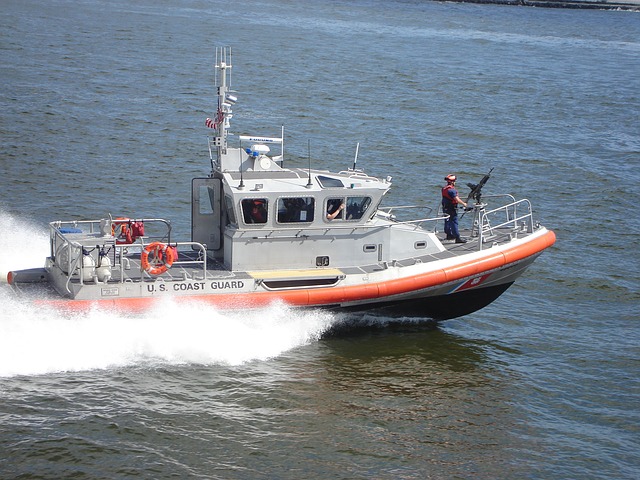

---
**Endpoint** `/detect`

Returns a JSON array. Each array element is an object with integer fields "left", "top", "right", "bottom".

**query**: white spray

[{"left": 0, "top": 210, "right": 338, "bottom": 378}]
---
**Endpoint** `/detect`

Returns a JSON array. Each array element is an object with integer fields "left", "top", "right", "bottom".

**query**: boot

[{"left": 455, "top": 237, "right": 467, "bottom": 244}]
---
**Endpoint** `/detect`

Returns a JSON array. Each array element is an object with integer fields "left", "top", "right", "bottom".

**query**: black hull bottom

[{"left": 341, "top": 282, "right": 515, "bottom": 320}]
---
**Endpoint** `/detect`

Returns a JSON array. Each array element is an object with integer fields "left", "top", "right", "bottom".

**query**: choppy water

[{"left": 1, "top": 0, "right": 639, "bottom": 478}]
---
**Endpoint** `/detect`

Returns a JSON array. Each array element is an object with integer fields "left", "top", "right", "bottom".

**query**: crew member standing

[{"left": 442, "top": 174, "right": 468, "bottom": 243}]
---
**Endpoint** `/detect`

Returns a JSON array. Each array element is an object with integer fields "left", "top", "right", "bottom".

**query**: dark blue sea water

[{"left": 1, "top": 0, "right": 639, "bottom": 478}]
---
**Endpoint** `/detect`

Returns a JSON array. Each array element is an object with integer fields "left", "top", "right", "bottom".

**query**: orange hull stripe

[{"left": 39, "top": 230, "right": 555, "bottom": 313}]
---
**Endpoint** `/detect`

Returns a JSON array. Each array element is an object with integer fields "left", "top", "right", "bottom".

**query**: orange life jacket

[{"left": 442, "top": 184, "right": 458, "bottom": 206}]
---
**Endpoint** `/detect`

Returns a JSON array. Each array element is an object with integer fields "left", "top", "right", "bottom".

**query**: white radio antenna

[{"left": 352, "top": 142, "right": 360, "bottom": 170}]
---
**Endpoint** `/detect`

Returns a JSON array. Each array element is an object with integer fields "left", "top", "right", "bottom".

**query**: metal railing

[
  {"left": 48, "top": 218, "right": 208, "bottom": 291},
  {"left": 475, "top": 198, "right": 534, "bottom": 250},
  {"left": 137, "top": 241, "right": 208, "bottom": 281},
  {"left": 377, "top": 205, "right": 447, "bottom": 232}
]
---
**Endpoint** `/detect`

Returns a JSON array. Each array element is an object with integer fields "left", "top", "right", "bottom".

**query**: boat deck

[
  {"left": 7, "top": 204, "right": 539, "bottom": 301},
  {"left": 343, "top": 225, "right": 524, "bottom": 275},
  {"left": 87, "top": 224, "right": 525, "bottom": 285}
]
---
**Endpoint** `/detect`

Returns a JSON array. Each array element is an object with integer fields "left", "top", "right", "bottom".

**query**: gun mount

[{"left": 466, "top": 168, "right": 494, "bottom": 205}]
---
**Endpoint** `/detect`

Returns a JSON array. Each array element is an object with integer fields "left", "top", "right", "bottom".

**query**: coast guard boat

[{"left": 7, "top": 48, "right": 555, "bottom": 319}]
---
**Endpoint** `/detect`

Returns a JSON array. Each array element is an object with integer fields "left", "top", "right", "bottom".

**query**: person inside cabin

[
  {"left": 242, "top": 199, "right": 267, "bottom": 224},
  {"left": 441, "top": 174, "right": 468, "bottom": 244},
  {"left": 250, "top": 200, "right": 267, "bottom": 223},
  {"left": 280, "top": 198, "right": 302, "bottom": 222},
  {"left": 277, "top": 197, "right": 315, "bottom": 223},
  {"left": 278, "top": 198, "right": 296, "bottom": 222},
  {"left": 326, "top": 199, "right": 345, "bottom": 220}
]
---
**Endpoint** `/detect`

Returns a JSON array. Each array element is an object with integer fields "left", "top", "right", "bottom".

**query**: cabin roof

[{"left": 221, "top": 168, "right": 391, "bottom": 196}]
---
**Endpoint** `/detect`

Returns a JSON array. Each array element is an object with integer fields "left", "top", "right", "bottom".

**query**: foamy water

[
  {"left": 0, "top": 210, "right": 336, "bottom": 377},
  {"left": 0, "top": 293, "right": 335, "bottom": 377},
  {"left": 0, "top": 210, "right": 49, "bottom": 282}
]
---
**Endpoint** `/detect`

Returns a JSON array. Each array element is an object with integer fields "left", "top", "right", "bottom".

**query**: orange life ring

[
  {"left": 112, "top": 217, "right": 134, "bottom": 244},
  {"left": 140, "top": 242, "right": 176, "bottom": 275}
]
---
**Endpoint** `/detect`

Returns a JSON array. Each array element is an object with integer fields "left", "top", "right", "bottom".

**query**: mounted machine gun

[
  {"left": 466, "top": 168, "right": 494, "bottom": 206},
  {"left": 462, "top": 168, "right": 494, "bottom": 237}
]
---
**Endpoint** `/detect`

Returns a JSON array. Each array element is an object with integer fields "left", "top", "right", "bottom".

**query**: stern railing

[{"left": 48, "top": 218, "right": 208, "bottom": 291}]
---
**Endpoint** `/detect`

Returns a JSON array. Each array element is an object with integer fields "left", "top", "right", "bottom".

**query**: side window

[
  {"left": 345, "top": 196, "right": 372, "bottom": 221},
  {"left": 224, "top": 195, "right": 237, "bottom": 225},
  {"left": 241, "top": 198, "right": 268, "bottom": 224},
  {"left": 277, "top": 197, "right": 315, "bottom": 223},
  {"left": 198, "top": 185, "right": 214, "bottom": 214},
  {"left": 326, "top": 198, "right": 344, "bottom": 221}
]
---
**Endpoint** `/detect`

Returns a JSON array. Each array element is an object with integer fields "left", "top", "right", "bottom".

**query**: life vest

[
  {"left": 111, "top": 218, "right": 145, "bottom": 244},
  {"left": 112, "top": 218, "right": 134, "bottom": 244},
  {"left": 442, "top": 184, "right": 458, "bottom": 207}
]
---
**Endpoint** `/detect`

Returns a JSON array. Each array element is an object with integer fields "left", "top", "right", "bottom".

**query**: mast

[
  {"left": 209, "top": 47, "right": 235, "bottom": 171},
  {"left": 207, "top": 47, "right": 283, "bottom": 174}
]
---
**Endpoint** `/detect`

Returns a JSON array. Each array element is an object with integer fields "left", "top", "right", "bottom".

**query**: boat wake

[
  {"left": 0, "top": 288, "right": 337, "bottom": 378},
  {"left": 0, "top": 209, "right": 49, "bottom": 283},
  {"left": 0, "top": 210, "right": 340, "bottom": 377}
]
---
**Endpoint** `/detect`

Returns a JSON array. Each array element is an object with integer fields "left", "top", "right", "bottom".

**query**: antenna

[
  {"left": 306, "top": 139, "right": 313, "bottom": 189},
  {"left": 281, "top": 125, "right": 285, "bottom": 168},
  {"left": 352, "top": 142, "right": 360, "bottom": 170},
  {"left": 207, "top": 137, "right": 215, "bottom": 173},
  {"left": 228, "top": 46, "right": 232, "bottom": 89},
  {"left": 214, "top": 46, "right": 233, "bottom": 159},
  {"left": 238, "top": 147, "right": 245, "bottom": 190}
]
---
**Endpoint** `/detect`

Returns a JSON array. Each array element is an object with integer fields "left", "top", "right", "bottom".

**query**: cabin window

[
  {"left": 277, "top": 197, "right": 315, "bottom": 223},
  {"left": 224, "top": 195, "right": 237, "bottom": 225},
  {"left": 198, "top": 185, "right": 214, "bottom": 215},
  {"left": 241, "top": 198, "right": 268, "bottom": 224},
  {"left": 317, "top": 175, "right": 345, "bottom": 188},
  {"left": 326, "top": 198, "right": 344, "bottom": 221},
  {"left": 346, "top": 196, "right": 371, "bottom": 220},
  {"left": 325, "top": 196, "right": 372, "bottom": 221}
]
